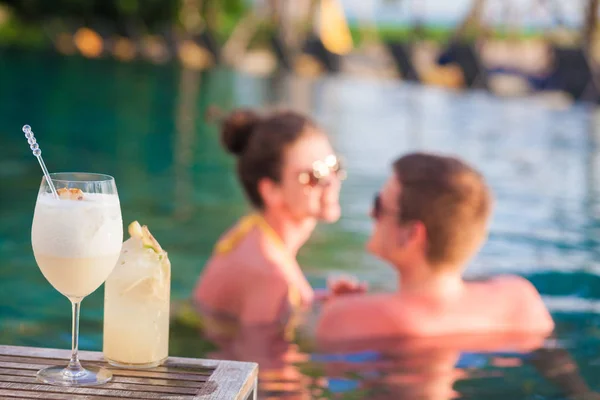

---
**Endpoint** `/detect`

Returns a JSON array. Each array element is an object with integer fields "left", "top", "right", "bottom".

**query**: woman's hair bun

[{"left": 220, "top": 109, "right": 261, "bottom": 156}]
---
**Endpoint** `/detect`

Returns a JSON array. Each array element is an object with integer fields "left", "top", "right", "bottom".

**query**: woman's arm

[
  {"left": 240, "top": 271, "right": 293, "bottom": 325},
  {"left": 313, "top": 276, "right": 368, "bottom": 304}
]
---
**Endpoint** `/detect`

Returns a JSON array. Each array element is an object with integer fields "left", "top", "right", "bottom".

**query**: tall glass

[
  {"left": 103, "top": 226, "right": 171, "bottom": 368},
  {"left": 31, "top": 173, "right": 123, "bottom": 386}
]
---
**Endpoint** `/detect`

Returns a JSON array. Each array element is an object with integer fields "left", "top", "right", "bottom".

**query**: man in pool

[{"left": 317, "top": 152, "right": 555, "bottom": 341}]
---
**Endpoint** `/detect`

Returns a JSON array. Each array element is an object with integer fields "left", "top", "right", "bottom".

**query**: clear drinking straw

[{"left": 22, "top": 125, "right": 58, "bottom": 199}]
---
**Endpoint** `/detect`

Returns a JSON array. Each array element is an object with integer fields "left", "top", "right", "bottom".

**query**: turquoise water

[{"left": 2, "top": 50, "right": 600, "bottom": 397}]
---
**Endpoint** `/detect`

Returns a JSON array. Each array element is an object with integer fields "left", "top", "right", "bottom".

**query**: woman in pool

[{"left": 193, "top": 107, "right": 353, "bottom": 356}]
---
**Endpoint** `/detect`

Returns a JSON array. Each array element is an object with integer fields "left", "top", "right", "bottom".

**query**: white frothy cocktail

[
  {"left": 29, "top": 171, "right": 123, "bottom": 387},
  {"left": 24, "top": 125, "right": 123, "bottom": 386},
  {"left": 32, "top": 193, "right": 122, "bottom": 299}
]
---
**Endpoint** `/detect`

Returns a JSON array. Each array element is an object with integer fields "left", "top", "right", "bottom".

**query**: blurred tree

[{"left": 0, "top": 0, "right": 247, "bottom": 34}]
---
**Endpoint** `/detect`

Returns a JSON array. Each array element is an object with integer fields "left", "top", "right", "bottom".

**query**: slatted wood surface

[{"left": 0, "top": 345, "right": 258, "bottom": 400}]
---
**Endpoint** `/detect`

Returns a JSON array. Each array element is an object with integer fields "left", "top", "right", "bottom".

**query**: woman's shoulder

[{"left": 209, "top": 240, "right": 288, "bottom": 281}]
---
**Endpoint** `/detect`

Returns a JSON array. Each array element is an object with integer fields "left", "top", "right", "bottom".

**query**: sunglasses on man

[{"left": 372, "top": 193, "right": 401, "bottom": 220}]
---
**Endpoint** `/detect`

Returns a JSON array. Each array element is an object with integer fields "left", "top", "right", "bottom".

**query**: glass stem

[{"left": 65, "top": 299, "right": 84, "bottom": 377}]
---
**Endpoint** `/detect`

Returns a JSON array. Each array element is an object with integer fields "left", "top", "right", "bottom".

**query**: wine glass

[{"left": 31, "top": 172, "right": 123, "bottom": 386}]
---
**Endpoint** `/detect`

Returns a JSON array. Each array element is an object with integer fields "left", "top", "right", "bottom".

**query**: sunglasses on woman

[{"left": 298, "top": 155, "right": 347, "bottom": 187}]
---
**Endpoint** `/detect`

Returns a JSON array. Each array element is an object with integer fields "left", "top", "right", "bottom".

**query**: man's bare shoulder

[{"left": 483, "top": 275, "right": 555, "bottom": 333}]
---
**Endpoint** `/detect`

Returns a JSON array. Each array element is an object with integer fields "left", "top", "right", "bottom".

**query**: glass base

[
  {"left": 36, "top": 365, "right": 112, "bottom": 386},
  {"left": 106, "top": 356, "right": 167, "bottom": 369}
]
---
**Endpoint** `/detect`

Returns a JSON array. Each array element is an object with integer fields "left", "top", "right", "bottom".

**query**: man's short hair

[{"left": 393, "top": 152, "right": 492, "bottom": 267}]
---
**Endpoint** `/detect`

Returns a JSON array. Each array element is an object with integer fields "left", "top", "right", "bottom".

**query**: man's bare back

[{"left": 317, "top": 276, "right": 554, "bottom": 342}]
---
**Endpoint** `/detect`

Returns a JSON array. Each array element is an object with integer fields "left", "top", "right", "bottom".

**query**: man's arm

[{"left": 527, "top": 346, "right": 596, "bottom": 399}]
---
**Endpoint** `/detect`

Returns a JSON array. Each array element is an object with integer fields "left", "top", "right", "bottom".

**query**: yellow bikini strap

[{"left": 214, "top": 214, "right": 284, "bottom": 255}]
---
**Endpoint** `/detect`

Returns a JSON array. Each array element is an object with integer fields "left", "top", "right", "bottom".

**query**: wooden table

[{"left": 0, "top": 345, "right": 258, "bottom": 399}]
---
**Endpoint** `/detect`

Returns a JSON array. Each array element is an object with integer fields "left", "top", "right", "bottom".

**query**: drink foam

[{"left": 32, "top": 193, "right": 123, "bottom": 258}]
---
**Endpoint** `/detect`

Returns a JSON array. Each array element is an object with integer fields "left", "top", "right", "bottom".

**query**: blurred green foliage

[
  {"left": 0, "top": 0, "right": 249, "bottom": 48},
  {"left": 0, "top": 0, "right": 180, "bottom": 27}
]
